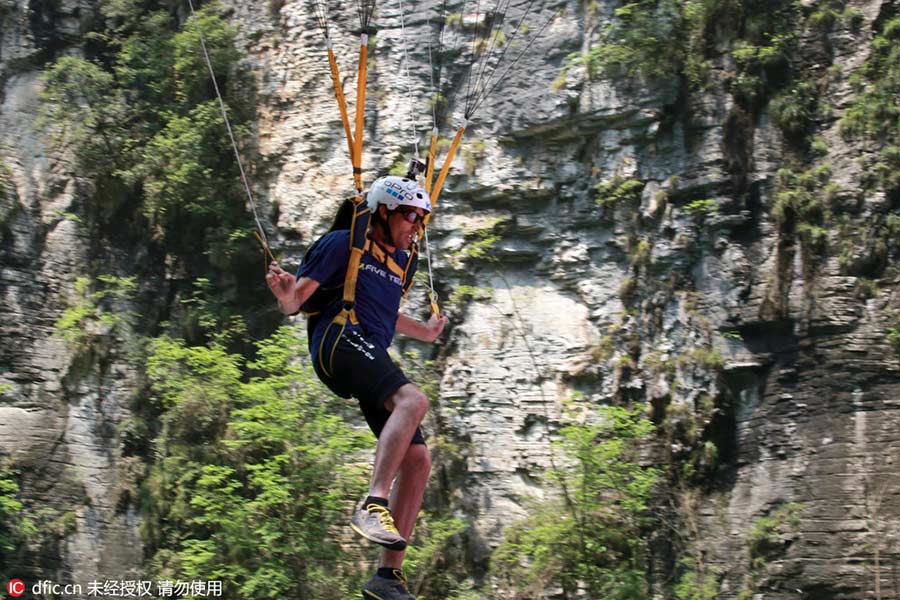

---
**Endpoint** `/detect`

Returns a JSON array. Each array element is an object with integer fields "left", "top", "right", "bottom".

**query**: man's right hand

[
  {"left": 266, "top": 261, "right": 297, "bottom": 304},
  {"left": 266, "top": 263, "right": 321, "bottom": 315}
]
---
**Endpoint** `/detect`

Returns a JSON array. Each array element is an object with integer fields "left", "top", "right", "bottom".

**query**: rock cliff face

[
  {"left": 1, "top": 0, "right": 145, "bottom": 586},
  {"left": 1, "top": 0, "right": 899, "bottom": 598}
]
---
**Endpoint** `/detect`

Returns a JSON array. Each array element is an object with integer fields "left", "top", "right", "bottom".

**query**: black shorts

[{"left": 312, "top": 324, "right": 426, "bottom": 445}]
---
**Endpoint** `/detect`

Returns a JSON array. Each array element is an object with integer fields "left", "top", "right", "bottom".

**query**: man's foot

[
  {"left": 361, "top": 571, "right": 415, "bottom": 600},
  {"left": 350, "top": 502, "right": 407, "bottom": 550}
]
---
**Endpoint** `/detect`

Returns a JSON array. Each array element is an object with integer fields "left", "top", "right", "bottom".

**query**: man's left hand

[{"left": 425, "top": 313, "right": 449, "bottom": 342}]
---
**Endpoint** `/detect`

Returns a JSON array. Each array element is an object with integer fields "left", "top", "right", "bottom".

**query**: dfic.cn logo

[{"left": 6, "top": 579, "right": 25, "bottom": 597}]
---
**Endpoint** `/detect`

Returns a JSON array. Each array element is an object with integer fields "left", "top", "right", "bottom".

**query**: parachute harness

[{"left": 188, "top": 0, "right": 560, "bottom": 332}]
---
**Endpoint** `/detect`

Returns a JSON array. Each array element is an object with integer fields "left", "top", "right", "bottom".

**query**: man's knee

[
  {"left": 402, "top": 443, "right": 432, "bottom": 477},
  {"left": 386, "top": 384, "right": 429, "bottom": 420}
]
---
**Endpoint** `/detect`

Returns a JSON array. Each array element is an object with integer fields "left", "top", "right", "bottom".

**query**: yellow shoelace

[
  {"left": 392, "top": 569, "right": 409, "bottom": 590},
  {"left": 367, "top": 504, "right": 400, "bottom": 535}
]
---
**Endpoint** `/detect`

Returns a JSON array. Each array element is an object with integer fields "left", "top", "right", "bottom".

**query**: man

[{"left": 266, "top": 175, "right": 448, "bottom": 600}]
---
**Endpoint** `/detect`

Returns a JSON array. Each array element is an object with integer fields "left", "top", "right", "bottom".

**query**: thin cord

[
  {"left": 185, "top": 0, "right": 271, "bottom": 253},
  {"left": 466, "top": 0, "right": 512, "bottom": 112},
  {"left": 423, "top": 225, "right": 438, "bottom": 309},
  {"left": 428, "top": 0, "right": 449, "bottom": 129},
  {"left": 463, "top": 0, "right": 484, "bottom": 118},
  {"left": 469, "top": 6, "right": 560, "bottom": 117},
  {"left": 397, "top": 0, "right": 420, "bottom": 158},
  {"left": 311, "top": 0, "right": 330, "bottom": 37}
]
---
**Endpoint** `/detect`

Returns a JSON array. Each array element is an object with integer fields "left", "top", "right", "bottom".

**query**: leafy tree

[
  {"left": 40, "top": 56, "right": 132, "bottom": 178},
  {"left": 40, "top": 3, "right": 259, "bottom": 273},
  {"left": 492, "top": 404, "right": 661, "bottom": 599},
  {"left": 0, "top": 464, "right": 37, "bottom": 581},
  {"left": 142, "top": 326, "right": 372, "bottom": 599}
]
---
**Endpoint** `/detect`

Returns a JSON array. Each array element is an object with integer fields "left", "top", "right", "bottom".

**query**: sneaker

[
  {"left": 361, "top": 571, "right": 415, "bottom": 600},
  {"left": 350, "top": 502, "right": 407, "bottom": 551}
]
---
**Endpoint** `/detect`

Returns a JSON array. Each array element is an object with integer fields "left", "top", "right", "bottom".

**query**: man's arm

[
  {"left": 266, "top": 261, "right": 321, "bottom": 315},
  {"left": 396, "top": 312, "right": 449, "bottom": 343}
]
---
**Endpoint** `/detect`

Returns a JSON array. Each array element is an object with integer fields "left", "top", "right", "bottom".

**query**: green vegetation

[
  {"left": 559, "top": 0, "right": 796, "bottom": 97},
  {"left": 805, "top": 0, "right": 863, "bottom": 29},
  {"left": 887, "top": 327, "right": 900, "bottom": 357},
  {"left": 629, "top": 238, "right": 653, "bottom": 267},
  {"left": 451, "top": 220, "right": 502, "bottom": 265},
  {"left": 0, "top": 465, "right": 37, "bottom": 581},
  {"left": 729, "top": 31, "right": 793, "bottom": 102},
  {"left": 671, "top": 489, "right": 723, "bottom": 600},
  {"left": 577, "top": 0, "right": 682, "bottom": 80},
  {"left": 674, "top": 553, "right": 721, "bottom": 600},
  {"left": 840, "top": 17, "right": 900, "bottom": 197},
  {"left": 0, "top": 161, "right": 11, "bottom": 201},
  {"left": 389, "top": 160, "right": 409, "bottom": 176},
  {"left": 445, "top": 12, "right": 463, "bottom": 28},
  {"left": 493, "top": 404, "right": 660, "bottom": 598},
  {"left": 142, "top": 326, "right": 371, "bottom": 598},
  {"left": 54, "top": 275, "right": 137, "bottom": 350},
  {"left": 40, "top": 2, "right": 259, "bottom": 275},
  {"left": 773, "top": 165, "right": 832, "bottom": 254},
  {"left": 404, "top": 512, "right": 470, "bottom": 597},
  {"left": 748, "top": 503, "right": 803, "bottom": 564},
  {"left": 735, "top": 503, "right": 804, "bottom": 599},
  {"left": 596, "top": 177, "right": 645, "bottom": 208},
  {"left": 447, "top": 284, "right": 493, "bottom": 305},
  {"left": 683, "top": 198, "right": 718, "bottom": 219},
  {"left": 0, "top": 161, "right": 15, "bottom": 230},
  {"left": 678, "top": 346, "right": 725, "bottom": 371},
  {"left": 768, "top": 80, "right": 819, "bottom": 139},
  {"left": 475, "top": 29, "right": 506, "bottom": 54},
  {"left": 462, "top": 139, "right": 487, "bottom": 175}
]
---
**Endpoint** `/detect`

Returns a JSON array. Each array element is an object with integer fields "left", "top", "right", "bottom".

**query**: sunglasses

[{"left": 394, "top": 207, "right": 427, "bottom": 225}]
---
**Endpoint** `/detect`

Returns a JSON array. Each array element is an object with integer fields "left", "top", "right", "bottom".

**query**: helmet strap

[{"left": 373, "top": 206, "right": 397, "bottom": 248}]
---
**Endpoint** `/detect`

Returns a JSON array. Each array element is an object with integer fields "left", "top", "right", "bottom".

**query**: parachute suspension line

[
  {"left": 397, "top": 0, "right": 421, "bottom": 159},
  {"left": 425, "top": 32, "right": 438, "bottom": 194},
  {"left": 311, "top": 0, "right": 330, "bottom": 39},
  {"left": 462, "top": 0, "right": 485, "bottom": 119},
  {"left": 465, "top": 0, "right": 514, "bottom": 118},
  {"left": 424, "top": 0, "right": 448, "bottom": 194},
  {"left": 185, "top": 0, "right": 275, "bottom": 263},
  {"left": 468, "top": 6, "right": 561, "bottom": 117},
  {"left": 422, "top": 224, "right": 440, "bottom": 315},
  {"left": 356, "top": 0, "right": 377, "bottom": 33}
]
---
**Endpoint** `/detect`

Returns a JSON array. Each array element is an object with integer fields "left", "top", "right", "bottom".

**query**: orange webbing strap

[
  {"left": 367, "top": 241, "right": 406, "bottom": 278},
  {"left": 317, "top": 319, "right": 346, "bottom": 377},
  {"left": 425, "top": 122, "right": 466, "bottom": 226},
  {"left": 332, "top": 194, "right": 370, "bottom": 327},
  {"left": 352, "top": 34, "right": 370, "bottom": 192},
  {"left": 425, "top": 127, "right": 438, "bottom": 194},
  {"left": 254, "top": 231, "right": 277, "bottom": 274},
  {"left": 326, "top": 42, "right": 357, "bottom": 167},
  {"left": 401, "top": 241, "right": 422, "bottom": 298}
]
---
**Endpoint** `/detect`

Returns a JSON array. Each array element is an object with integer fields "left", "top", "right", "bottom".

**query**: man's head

[{"left": 366, "top": 176, "right": 431, "bottom": 250}]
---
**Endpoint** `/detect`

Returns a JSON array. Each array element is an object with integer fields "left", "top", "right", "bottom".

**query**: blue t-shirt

[{"left": 298, "top": 230, "right": 410, "bottom": 350}]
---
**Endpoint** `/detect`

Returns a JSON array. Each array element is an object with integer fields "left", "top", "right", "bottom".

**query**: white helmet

[{"left": 366, "top": 175, "right": 432, "bottom": 213}]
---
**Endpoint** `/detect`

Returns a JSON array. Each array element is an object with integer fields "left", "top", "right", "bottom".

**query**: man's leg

[
  {"left": 351, "top": 383, "right": 428, "bottom": 551},
  {"left": 368, "top": 383, "right": 428, "bottom": 499},
  {"left": 382, "top": 443, "right": 431, "bottom": 569}
]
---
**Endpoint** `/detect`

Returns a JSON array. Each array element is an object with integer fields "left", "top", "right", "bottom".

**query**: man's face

[{"left": 386, "top": 205, "right": 426, "bottom": 250}]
